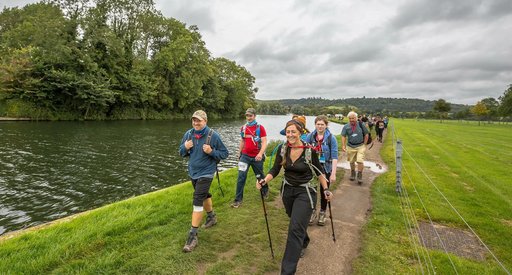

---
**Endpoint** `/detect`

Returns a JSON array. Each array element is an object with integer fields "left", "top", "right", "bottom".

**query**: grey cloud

[
  {"left": 392, "top": 0, "right": 512, "bottom": 29},
  {"left": 328, "top": 28, "right": 393, "bottom": 65}
]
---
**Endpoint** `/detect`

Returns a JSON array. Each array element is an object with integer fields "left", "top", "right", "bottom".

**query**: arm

[
  {"left": 330, "top": 135, "right": 338, "bottom": 181},
  {"left": 179, "top": 131, "right": 192, "bottom": 157},
  {"left": 238, "top": 139, "right": 245, "bottom": 159},
  {"left": 209, "top": 134, "right": 229, "bottom": 161},
  {"left": 256, "top": 144, "right": 283, "bottom": 189},
  {"left": 256, "top": 136, "right": 267, "bottom": 161},
  {"left": 362, "top": 124, "right": 369, "bottom": 145}
]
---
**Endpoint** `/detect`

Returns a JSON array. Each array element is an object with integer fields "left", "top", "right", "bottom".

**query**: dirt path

[{"left": 294, "top": 136, "right": 387, "bottom": 274}]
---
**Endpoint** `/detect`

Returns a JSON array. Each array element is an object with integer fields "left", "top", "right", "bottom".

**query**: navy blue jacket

[{"left": 179, "top": 126, "right": 229, "bottom": 179}]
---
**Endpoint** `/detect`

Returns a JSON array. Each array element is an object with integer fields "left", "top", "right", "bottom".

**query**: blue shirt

[
  {"left": 306, "top": 128, "right": 338, "bottom": 174},
  {"left": 179, "top": 126, "right": 229, "bottom": 179},
  {"left": 341, "top": 122, "right": 368, "bottom": 148}
]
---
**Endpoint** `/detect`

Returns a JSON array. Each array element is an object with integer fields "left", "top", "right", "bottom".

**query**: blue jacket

[
  {"left": 306, "top": 128, "right": 338, "bottom": 174},
  {"left": 179, "top": 126, "right": 229, "bottom": 179}
]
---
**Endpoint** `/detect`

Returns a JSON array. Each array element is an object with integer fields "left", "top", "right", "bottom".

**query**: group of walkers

[{"left": 179, "top": 108, "right": 386, "bottom": 274}]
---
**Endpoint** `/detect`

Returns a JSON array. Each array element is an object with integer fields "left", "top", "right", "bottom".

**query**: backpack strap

[
  {"left": 186, "top": 129, "right": 193, "bottom": 140},
  {"left": 206, "top": 129, "right": 214, "bottom": 145}
]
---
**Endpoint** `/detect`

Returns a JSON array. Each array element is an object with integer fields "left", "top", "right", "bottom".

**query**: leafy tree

[
  {"left": 433, "top": 98, "right": 451, "bottom": 122},
  {"left": 471, "top": 101, "right": 488, "bottom": 125},
  {"left": 498, "top": 84, "right": 512, "bottom": 119},
  {"left": 454, "top": 107, "right": 470, "bottom": 121},
  {"left": 480, "top": 97, "right": 499, "bottom": 122}
]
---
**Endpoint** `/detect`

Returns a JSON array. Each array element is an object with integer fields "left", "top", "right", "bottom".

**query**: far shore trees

[
  {"left": 471, "top": 101, "right": 489, "bottom": 126},
  {"left": 0, "top": 1, "right": 257, "bottom": 120},
  {"left": 433, "top": 99, "right": 451, "bottom": 123}
]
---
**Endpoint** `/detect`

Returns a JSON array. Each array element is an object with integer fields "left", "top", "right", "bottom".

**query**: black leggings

[{"left": 281, "top": 185, "right": 317, "bottom": 275}]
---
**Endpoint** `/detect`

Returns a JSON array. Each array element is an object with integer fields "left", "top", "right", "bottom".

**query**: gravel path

[{"left": 295, "top": 136, "right": 387, "bottom": 274}]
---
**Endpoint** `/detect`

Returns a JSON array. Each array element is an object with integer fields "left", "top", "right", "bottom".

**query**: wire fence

[{"left": 390, "top": 122, "right": 510, "bottom": 275}]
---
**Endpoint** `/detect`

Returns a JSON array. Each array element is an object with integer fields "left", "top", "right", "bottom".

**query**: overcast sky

[{"left": 3, "top": 0, "right": 512, "bottom": 104}]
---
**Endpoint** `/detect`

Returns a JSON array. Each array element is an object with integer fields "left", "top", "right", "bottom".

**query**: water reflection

[{"left": 0, "top": 116, "right": 343, "bottom": 235}]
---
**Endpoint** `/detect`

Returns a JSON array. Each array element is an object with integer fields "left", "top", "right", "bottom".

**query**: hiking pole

[
  {"left": 258, "top": 178, "right": 275, "bottom": 259},
  {"left": 328, "top": 201, "right": 336, "bottom": 242},
  {"left": 216, "top": 165, "right": 224, "bottom": 197}
]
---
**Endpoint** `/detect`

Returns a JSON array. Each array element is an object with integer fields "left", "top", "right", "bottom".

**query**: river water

[{"left": 0, "top": 115, "right": 343, "bottom": 235}]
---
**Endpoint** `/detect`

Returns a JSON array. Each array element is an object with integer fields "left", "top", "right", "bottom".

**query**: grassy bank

[
  {"left": 0, "top": 146, "right": 344, "bottom": 274},
  {"left": 355, "top": 119, "right": 512, "bottom": 274}
]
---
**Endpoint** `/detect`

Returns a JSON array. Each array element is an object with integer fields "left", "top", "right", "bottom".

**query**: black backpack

[{"left": 358, "top": 121, "right": 373, "bottom": 144}]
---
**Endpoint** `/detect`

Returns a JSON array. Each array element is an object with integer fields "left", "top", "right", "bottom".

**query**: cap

[
  {"left": 245, "top": 108, "right": 256, "bottom": 115},
  {"left": 192, "top": 110, "right": 207, "bottom": 121}
]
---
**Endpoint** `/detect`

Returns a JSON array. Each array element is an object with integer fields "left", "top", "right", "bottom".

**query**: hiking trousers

[
  {"left": 235, "top": 153, "right": 267, "bottom": 202},
  {"left": 281, "top": 184, "right": 317, "bottom": 275}
]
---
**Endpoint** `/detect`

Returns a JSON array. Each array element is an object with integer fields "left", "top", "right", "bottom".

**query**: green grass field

[
  {"left": 0, "top": 142, "right": 343, "bottom": 274},
  {"left": 356, "top": 119, "right": 512, "bottom": 274}
]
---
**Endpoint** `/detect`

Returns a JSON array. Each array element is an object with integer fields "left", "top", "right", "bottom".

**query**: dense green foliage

[
  {"left": 0, "top": 1, "right": 256, "bottom": 120},
  {"left": 258, "top": 97, "right": 467, "bottom": 115},
  {"left": 356, "top": 119, "right": 512, "bottom": 274},
  {"left": 498, "top": 84, "right": 512, "bottom": 117},
  {"left": 432, "top": 98, "right": 451, "bottom": 122}
]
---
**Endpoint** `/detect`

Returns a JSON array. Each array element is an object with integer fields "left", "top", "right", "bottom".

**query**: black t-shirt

[{"left": 268, "top": 143, "right": 324, "bottom": 186}]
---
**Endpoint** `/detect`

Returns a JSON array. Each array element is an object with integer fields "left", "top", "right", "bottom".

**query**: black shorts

[{"left": 192, "top": 177, "right": 213, "bottom": 206}]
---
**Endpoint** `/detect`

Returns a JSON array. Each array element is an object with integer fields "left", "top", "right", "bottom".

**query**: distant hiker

[
  {"left": 231, "top": 108, "right": 268, "bottom": 208},
  {"left": 280, "top": 115, "right": 310, "bottom": 141},
  {"left": 305, "top": 115, "right": 338, "bottom": 226},
  {"left": 257, "top": 120, "right": 332, "bottom": 275},
  {"left": 383, "top": 116, "right": 389, "bottom": 128},
  {"left": 341, "top": 111, "right": 369, "bottom": 185},
  {"left": 179, "top": 110, "right": 229, "bottom": 253},
  {"left": 375, "top": 117, "right": 385, "bottom": 142}
]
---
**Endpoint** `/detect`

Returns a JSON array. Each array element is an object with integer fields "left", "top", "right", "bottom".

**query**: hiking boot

[
  {"left": 350, "top": 170, "right": 356, "bottom": 181},
  {"left": 317, "top": 211, "right": 326, "bottom": 226},
  {"left": 230, "top": 200, "right": 242, "bottom": 208},
  {"left": 308, "top": 211, "right": 317, "bottom": 226},
  {"left": 182, "top": 232, "right": 198, "bottom": 253},
  {"left": 203, "top": 214, "right": 217, "bottom": 228},
  {"left": 357, "top": 171, "right": 363, "bottom": 185}
]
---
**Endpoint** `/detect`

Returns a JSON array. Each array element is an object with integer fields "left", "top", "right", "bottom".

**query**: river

[{"left": 0, "top": 115, "right": 343, "bottom": 235}]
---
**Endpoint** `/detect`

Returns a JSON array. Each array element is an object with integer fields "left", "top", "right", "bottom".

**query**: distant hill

[{"left": 257, "top": 97, "right": 470, "bottom": 114}]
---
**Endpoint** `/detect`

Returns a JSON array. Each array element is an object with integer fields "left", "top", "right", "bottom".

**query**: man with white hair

[{"left": 341, "top": 111, "right": 369, "bottom": 184}]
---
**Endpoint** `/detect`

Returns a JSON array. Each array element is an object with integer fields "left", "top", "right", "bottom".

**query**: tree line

[
  {"left": 0, "top": 0, "right": 257, "bottom": 120},
  {"left": 257, "top": 87, "right": 512, "bottom": 122},
  {"left": 431, "top": 87, "right": 512, "bottom": 123}
]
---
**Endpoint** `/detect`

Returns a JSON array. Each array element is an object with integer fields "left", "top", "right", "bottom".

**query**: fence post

[{"left": 396, "top": 139, "right": 402, "bottom": 193}]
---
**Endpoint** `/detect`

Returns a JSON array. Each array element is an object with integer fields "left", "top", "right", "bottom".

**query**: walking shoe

[
  {"left": 350, "top": 170, "right": 356, "bottom": 181},
  {"left": 182, "top": 233, "right": 198, "bottom": 253},
  {"left": 308, "top": 211, "right": 317, "bottom": 226},
  {"left": 317, "top": 211, "right": 326, "bottom": 226},
  {"left": 357, "top": 171, "right": 363, "bottom": 185},
  {"left": 203, "top": 214, "right": 217, "bottom": 228},
  {"left": 230, "top": 200, "right": 243, "bottom": 208}
]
